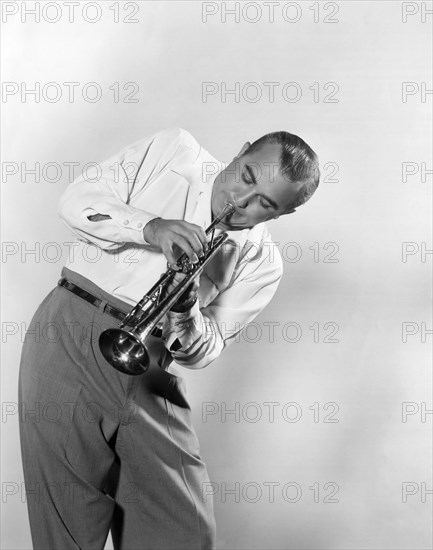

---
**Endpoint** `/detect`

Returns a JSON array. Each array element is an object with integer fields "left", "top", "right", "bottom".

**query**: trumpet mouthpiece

[{"left": 220, "top": 202, "right": 236, "bottom": 220}]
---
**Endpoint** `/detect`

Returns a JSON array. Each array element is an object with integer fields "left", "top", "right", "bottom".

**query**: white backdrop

[{"left": 1, "top": 1, "right": 432, "bottom": 549}]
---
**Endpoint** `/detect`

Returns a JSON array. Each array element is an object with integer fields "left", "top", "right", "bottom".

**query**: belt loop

[{"left": 96, "top": 298, "right": 106, "bottom": 313}]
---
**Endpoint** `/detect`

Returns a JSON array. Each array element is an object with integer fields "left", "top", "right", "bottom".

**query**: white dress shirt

[{"left": 58, "top": 128, "right": 283, "bottom": 369}]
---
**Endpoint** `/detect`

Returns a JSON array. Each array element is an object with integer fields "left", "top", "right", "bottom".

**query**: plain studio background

[{"left": 1, "top": 1, "right": 432, "bottom": 549}]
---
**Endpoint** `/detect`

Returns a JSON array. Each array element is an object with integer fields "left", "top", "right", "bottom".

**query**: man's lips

[
  {"left": 217, "top": 198, "right": 244, "bottom": 229},
  {"left": 225, "top": 200, "right": 242, "bottom": 218},
  {"left": 220, "top": 216, "right": 244, "bottom": 230}
]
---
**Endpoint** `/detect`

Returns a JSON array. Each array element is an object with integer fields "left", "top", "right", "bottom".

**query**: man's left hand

[{"left": 167, "top": 272, "right": 200, "bottom": 313}]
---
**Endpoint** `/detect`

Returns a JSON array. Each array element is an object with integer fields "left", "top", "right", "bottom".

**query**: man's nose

[{"left": 235, "top": 189, "right": 255, "bottom": 209}]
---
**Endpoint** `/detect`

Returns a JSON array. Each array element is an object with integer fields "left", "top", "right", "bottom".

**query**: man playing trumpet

[{"left": 18, "top": 127, "right": 319, "bottom": 550}]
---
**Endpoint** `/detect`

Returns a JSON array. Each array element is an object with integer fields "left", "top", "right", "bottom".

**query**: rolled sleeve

[{"left": 58, "top": 128, "right": 187, "bottom": 250}]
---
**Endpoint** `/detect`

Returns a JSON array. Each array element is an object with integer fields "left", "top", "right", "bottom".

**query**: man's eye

[
  {"left": 242, "top": 173, "right": 253, "bottom": 184},
  {"left": 259, "top": 199, "right": 272, "bottom": 209}
]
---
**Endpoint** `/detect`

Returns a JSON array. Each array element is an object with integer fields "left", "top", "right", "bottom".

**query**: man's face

[{"left": 211, "top": 142, "right": 301, "bottom": 231}]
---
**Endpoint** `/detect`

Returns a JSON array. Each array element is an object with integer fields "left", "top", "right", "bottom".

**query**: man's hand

[
  {"left": 167, "top": 271, "right": 200, "bottom": 313},
  {"left": 143, "top": 218, "right": 208, "bottom": 268}
]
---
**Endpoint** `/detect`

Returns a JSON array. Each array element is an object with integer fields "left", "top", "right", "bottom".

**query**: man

[{"left": 18, "top": 127, "right": 319, "bottom": 550}]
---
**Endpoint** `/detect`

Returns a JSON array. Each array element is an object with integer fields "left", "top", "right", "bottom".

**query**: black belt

[{"left": 58, "top": 277, "right": 163, "bottom": 338}]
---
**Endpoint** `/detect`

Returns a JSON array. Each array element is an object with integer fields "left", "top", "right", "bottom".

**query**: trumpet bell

[{"left": 99, "top": 329, "right": 149, "bottom": 375}]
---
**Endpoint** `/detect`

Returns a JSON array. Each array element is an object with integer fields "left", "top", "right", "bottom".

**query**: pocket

[{"left": 88, "top": 308, "right": 124, "bottom": 371}]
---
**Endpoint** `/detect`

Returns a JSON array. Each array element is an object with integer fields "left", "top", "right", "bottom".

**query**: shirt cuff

[{"left": 109, "top": 207, "right": 160, "bottom": 245}]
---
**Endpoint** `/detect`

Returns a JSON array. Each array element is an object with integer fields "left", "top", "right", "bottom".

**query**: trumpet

[{"left": 99, "top": 202, "right": 236, "bottom": 375}]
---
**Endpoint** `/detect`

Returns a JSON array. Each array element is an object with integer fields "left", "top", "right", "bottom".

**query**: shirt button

[
  {"left": 137, "top": 222, "right": 143, "bottom": 228},
  {"left": 123, "top": 219, "right": 129, "bottom": 225}
]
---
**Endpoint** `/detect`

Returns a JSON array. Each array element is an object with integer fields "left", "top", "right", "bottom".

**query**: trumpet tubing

[{"left": 99, "top": 203, "right": 235, "bottom": 375}]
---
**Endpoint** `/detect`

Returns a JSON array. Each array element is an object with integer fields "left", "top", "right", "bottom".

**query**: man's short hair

[{"left": 245, "top": 131, "right": 320, "bottom": 211}]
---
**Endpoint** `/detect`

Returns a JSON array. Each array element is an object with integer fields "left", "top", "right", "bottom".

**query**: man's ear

[{"left": 233, "top": 141, "right": 251, "bottom": 160}]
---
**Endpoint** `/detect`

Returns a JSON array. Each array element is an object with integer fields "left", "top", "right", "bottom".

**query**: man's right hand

[{"left": 143, "top": 218, "right": 208, "bottom": 269}]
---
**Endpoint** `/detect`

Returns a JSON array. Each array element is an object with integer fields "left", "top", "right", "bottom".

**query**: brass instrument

[{"left": 99, "top": 202, "right": 236, "bottom": 375}]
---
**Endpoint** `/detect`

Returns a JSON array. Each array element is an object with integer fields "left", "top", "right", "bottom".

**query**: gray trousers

[{"left": 18, "top": 267, "right": 216, "bottom": 550}]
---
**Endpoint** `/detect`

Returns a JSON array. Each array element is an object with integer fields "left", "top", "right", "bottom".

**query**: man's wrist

[
  {"left": 143, "top": 217, "right": 161, "bottom": 244},
  {"left": 170, "top": 295, "right": 198, "bottom": 313}
]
